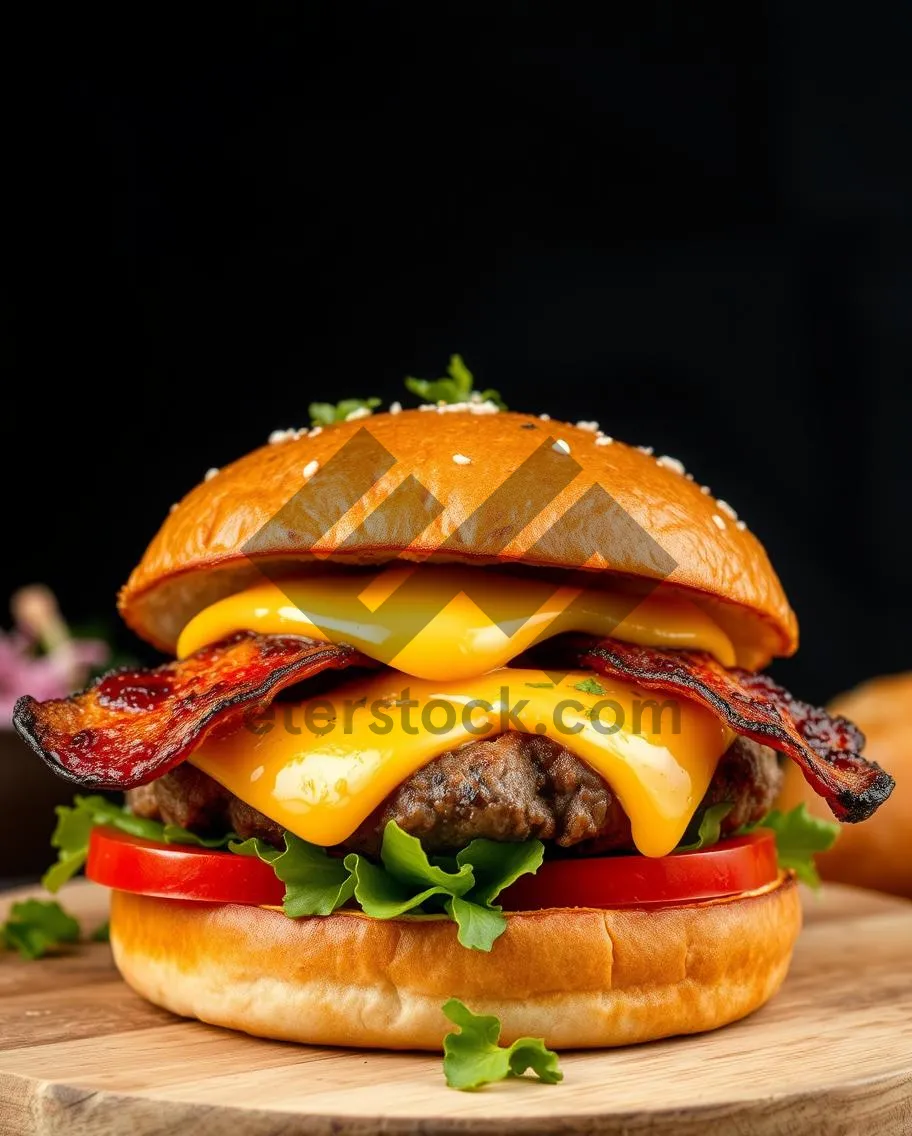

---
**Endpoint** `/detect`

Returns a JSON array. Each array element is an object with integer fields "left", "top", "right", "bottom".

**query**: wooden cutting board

[{"left": 1, "top": 882, "right": 911, "bottom": 1136}]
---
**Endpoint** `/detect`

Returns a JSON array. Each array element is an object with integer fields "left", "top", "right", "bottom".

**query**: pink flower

[{"left": 1, "top": 589, "right": 110, "bottom": 725}]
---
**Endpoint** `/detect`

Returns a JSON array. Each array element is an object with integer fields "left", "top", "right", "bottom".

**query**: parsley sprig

[
  {"left": 308, "top": 397, "right": 381, "bottom": 426},
  {"left": 404, "top": 355, "right": 506, "bottom": 408}
]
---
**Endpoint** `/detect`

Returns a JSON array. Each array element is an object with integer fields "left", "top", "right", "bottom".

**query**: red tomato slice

[
  {"left": 88, "top": 826, "right": 779, "bottom": 911},
  {"left": 87, "top": 827, "right": 285, "bottom": 906},
  {"left": 500, "top": 832, "right": 780, "bottom": 910}
]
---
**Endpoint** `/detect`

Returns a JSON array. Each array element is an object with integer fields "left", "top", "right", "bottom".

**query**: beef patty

[{"left": 126, "top": 731, "right": 783, "bottom": 856}]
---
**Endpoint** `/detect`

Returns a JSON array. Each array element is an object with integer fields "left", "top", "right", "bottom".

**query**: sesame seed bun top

[{"left": 118, "top": 409, "right": 797, "bottom": 668}]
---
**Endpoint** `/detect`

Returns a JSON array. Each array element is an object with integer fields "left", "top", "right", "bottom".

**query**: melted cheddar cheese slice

[
  {"left": 178, "top": 565, "right": 736, "bottom": 680},
  {"left": 189, "top": 668, "right": 734, "bottom": 857}
]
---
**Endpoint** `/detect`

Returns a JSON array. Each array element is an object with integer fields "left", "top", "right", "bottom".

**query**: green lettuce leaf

[
  {"left": 675, "top": 802, "right": 839, "bottom": 887},
  {"left": 243, "top": 821, "right": 542, "bottom": 952},
  {"left": 678, "top": 802, "right": 733, "bottom": 851},
  {"left": 404, "top": 355, "right": 506, "bottom": 409},
  {"left": 345, "top": 853, "right": 460, "bottom": 919},
  {"left": 749, "top": 804, "right": 839, "bottom": 888},
  {"left": 344, "top": 822, "right": 475, "bottom": 921},
  {"left": 445, "top": 837, "right": 546, "bottom": 949},
  {"left": 1, "top": 899, "right": 81, "bottom": 960},
  {"left": 162, "top": 824, "right": 238, "bottom": 848},
  {"left": 231, "top": 834, "right": 354, "bottom": 916},
  {"left": 444, "top": 899, "right": 507, "bottom": 953},
  {"left": 230, "top": 836, "right": 282, "bottom": 863},
  {"left": 43, "top": 796, "right": 236, "bottom": 893},
  {"left": 42, "top": 796, "right": 541, "bottom": 953},
  {"left": 344, "top": 822, "right": 542, "bottom": 951},
  {"left": 441, "top": 998, "right": 563, "bottom": 1090},
  {"left": 457, "top": 837, "right": 544, "bottom": 907},
  {"left": 308, "top": 398, "right": 381, "bottom": 426}
]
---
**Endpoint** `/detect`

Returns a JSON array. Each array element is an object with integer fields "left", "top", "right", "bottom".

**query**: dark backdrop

[{"left": 4, "top": 5, "right": 911, "bottom": 706}]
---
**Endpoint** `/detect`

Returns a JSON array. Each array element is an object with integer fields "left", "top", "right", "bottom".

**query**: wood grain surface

[{"left": 1, "top": 882, "right": 910, "bottom": 1136}]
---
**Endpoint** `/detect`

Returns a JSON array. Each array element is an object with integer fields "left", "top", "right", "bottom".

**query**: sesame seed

[
  {"left": 711, "top": 514, "right": 727, "bottom": 530},
  {"left": 268, "top": 428, "right": 293, "bottom": 445},
  {"left": 685, "top": 472, "right": 694, "bottom": 481},
  {"left": 736, "top": 520, "right": 747, "bottom": 531},
  {"left": 303, "top": 460, "right": 320, "bottom": 479},
  {"left": 420, "top": 400, "right": 499, "bottom": 415},
  {"left": 307, "top": 426, "right": 323, "bottom": 438},
  {"left": 169, "top": 502, "right": 179, "bottom": 514},
  {"left": 539, "top": 413, "right": 551, "bottom": 421},
  {"left": 636, "top": 445, "right": 654, "bottom": 456},
  {"left": 204, "top": 467, "right": 219, "bottom": 481},
  {"left": 552, "top": 438, "right": 571, "bottom": 455},
  {"left": 576, "top": 420, "right": 599, "bottom": 432},
  {"left": 657, "top": 455, "right": 686, "bottom": 476},
  {"left": 345, "top": 406, "right": 373, "bottom": 422},
  {"left": 389, "top": 401, "right": 402, "bottom": 415},
  {"left": 700, "top": 485, "right": 712, "bottom": 496},
  {"left": 595, "top": 435, "right": 614, "bottom": 446},
  {"left": 452, "top": 453, "right": 472, "bottom": 465},
  {"left": 716, "top": 499, "right": 738, "bottom": 521}
]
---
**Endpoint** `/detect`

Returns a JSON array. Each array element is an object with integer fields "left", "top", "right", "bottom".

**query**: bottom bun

[{"left": 110, "top": 875, "right": 800, "bottom": 1051}]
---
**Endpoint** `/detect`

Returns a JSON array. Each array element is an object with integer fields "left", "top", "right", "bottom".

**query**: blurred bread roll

[{"left": 778, "top": 673, "right": 912, "bottom": 899}]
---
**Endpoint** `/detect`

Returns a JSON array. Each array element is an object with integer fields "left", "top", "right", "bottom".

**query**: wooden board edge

[{"left": 3, "top": 1067, "right": 912, "bottom": 1136}]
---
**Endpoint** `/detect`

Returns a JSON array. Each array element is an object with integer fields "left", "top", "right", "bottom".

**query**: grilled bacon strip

[
  {"left": 13, "top": 632, "right": 369, "bottom": 789},
  {"left": 581, "top": 639, "right": 894, "bottom": 823},
  {"left": 13, "top": 627, "right": 893, "bottom": 826}
]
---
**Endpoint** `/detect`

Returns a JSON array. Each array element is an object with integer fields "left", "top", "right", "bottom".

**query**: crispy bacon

[
  {"left": 13, "top": 633, "right": 370, "bottom": 789},
  {"left": 13, "top": 624, "right": 894, "bottom": 828},
  {"left": 580, "top": 639, "right": 894, "bottom": 823}
]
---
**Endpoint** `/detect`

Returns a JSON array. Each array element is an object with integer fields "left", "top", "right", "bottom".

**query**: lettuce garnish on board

[
  {"left": 441, "top": 999, "right": 563, "bottom": 1090},
  {"left": 1, "top": 899, "right": 80, "bottom": 960},
  {"left": 0, "top": 897, "right": 109, "bottom": 959}
]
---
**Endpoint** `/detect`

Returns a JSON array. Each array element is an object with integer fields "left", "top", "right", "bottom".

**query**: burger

[
  {"left": 778, "top": 672, "right": 912, "bottom": 900},
  {"left": 13, "top": 382, "right": 894, "bottom": 1052}
]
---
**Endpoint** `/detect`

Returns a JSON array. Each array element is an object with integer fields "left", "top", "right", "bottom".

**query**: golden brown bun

[
  {"left": 119, "top": 411, "right": 796, "bottom": 668},
  {"left": 779, "top": 673, "right": 912, "bottom": 899},
  {"left": 110, "top": 875, "right": 799, "bottom": 1051}
]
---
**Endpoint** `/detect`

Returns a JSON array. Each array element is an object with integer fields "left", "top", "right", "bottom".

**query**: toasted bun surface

[
  {"left": 780, "top": 673, "right": 912, "bottom": 900},
  {"left": 110, "top": 875, "right": 799, "bottom": 1050},
  {"left": 119, "top": 411, "right": 796, "bottom": 667}
]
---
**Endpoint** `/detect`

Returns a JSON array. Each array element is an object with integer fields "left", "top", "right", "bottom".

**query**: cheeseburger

[{"left": 14, "top": 382, "right": 894, "bottom": 1051}]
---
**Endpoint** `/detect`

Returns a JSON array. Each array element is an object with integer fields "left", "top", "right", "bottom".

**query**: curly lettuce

[
  {"left": 233, "top": 820, "right": 543, "bottom": 951},
  {"left": 42, "top": 795, "right": 236, "bottom": 893},
  {"left": 441, "top": 998, "right": 562, "bottom": 1090}
]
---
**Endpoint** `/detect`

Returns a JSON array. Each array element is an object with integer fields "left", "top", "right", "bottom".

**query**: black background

[{"left": 4, "top": 5, "right": 911, "bottom": 707}]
